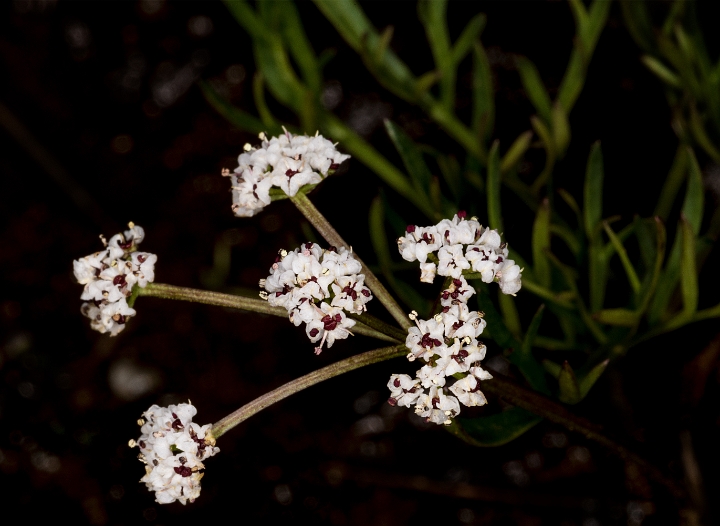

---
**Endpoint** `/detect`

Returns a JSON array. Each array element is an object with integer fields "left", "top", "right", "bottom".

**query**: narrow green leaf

[
  {"left": 557, "top": 188, "right": 582, "bottom": 225},
  {"left": 683, "top": 147, "right": 704, "bottom": 233},
  {"left": 532, "top": 199, "right": 551, "bottom": 287},
  {"left": 689, "top": 103, "right": 720, "bottom": 163},
  {"left": 384, "top": 120, "right": 433, "bottom": 195},
  {"left": 521, "top": 305, "right": 545, "bottom": 358},
  {"left": 648, "top": 151, "right": 702, "bottom": 324},
  {"left": 252, "top": 73, "right": 282, "bottom": 133},
  {"left": 557, "top": 0, "right": 610, "bottom": 112},
  {"left": 584, "top": 142, "right": 606, "bottom": 313},
  {"left": 500, "top": 130, "right": 533, "bottom": 174},
  {"left": 654, "top": 146, "right": 687, "bottom": 221},
  {"left": 602, "top": 221, "right": 641, "bottom": 294},
  {"left": 486, "top": 141, "right": 502, "bottom": 232},
  {"left": 551, "top": 102, "right": 571, "bottom": 157},
  {"left": 578, "top": 359, "right": 609, "bottom": 398},
  {"left": 518, "top": 277, "right": 574, "bottom": 310},
  {"left": 272, "top": 0, "right": 321, "bottom": 93},
  {"left": 418, "top": 0, "right": 454, "bottom": 110},
  {"left": 321, "top": 113, "right": 435, "bottom": 219},
  {"left": 506, "top": 305, "right": 549, "bottom": 394},
  {"left": 416, "top": 70, "right": 442, "bottom": 95},
  {"left": 594, "top": 308, "right": 640, "bottom": 327},
  {"left": 567, "top": 0, "right": 589, "bottom": 32},
  {"left": 641, "top": 55, "right": 681, "bottom": 88},
  {"left": 449, "top": 408, "right": 542, "bottom": 447},
  {"left": 679, "top": 214, "right": 699, "bottom": 318},
  {"left": 550, "top": 224, "right": 581, "bottom": 259},
  {"left": 558, "top": 361, "right": 581, "bottom": 404},
  {"left": 542, "top": 359, "right": 562, "bottom": 379},
  {"left": 516, "top": 57, "right": 553, "bottom": 124},
  {"left": 450, "top": 14, "right": 487, "bottom": 64},
  {"left": 199, "top": 81, "right": 265, "bottom": 134},
  {"left": 618, "top": 0, "right": 657, "bottom": 52},
  {"left": 529, "top": 116, "right": 556, "bottom": 193},
  {"left": 374, "top": 25, "right": 395, "bottom": 65},
  {"left": 499, "top": 293, "right": 521, "bottom": 341},
  {"left": 584, "top": 142, "right": 604, "bottom": 239},
  {"left": 471, "top": 41, "right": 494, "bottom": 142},
  {"left": 435, "top": 153, "right": 462, "bottom": 202},
  {"left": 313, "top": 0, "right": 419, "bottom": 102}
]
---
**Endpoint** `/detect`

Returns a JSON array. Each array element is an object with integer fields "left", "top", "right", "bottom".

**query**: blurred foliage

[{"left": 203, "top": 0, "right": 720, "bottom": 447}]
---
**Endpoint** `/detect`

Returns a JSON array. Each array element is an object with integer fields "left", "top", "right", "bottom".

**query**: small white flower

[
  {"left": 449, "top": 374, "right": 488, "bottom": 407},
  {"left": 419, "top": 262, "right": 437, "bottom": 283},
  {"left": 437, "top": 244, "right": 471, "bottom": 278},
  {"left": 439, "top": 277, "right": 476, "bottom": 306},
  {"left": 496, "top": 259, "right": 523, "bottom": 296},
  {"left": 387, "top": 374, "right": 424, "bottom": 408},
  {"left": 133, "top": 402, "right": 219, "bottom": 505},
  {"left": 414, "top": 386, "right": 461, "bottom": 425}
]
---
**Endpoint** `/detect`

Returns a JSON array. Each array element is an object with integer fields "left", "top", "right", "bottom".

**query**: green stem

[
  {"left": 290, "top": 191, "right": 412, "bottom": 331},
  {"left": 210, "top": 344, "right": 405, "bottom": 438},
  {"left": 137, "top": 283, "right": 397, "bottom": 343},
  {"left": 483, "top": 369, "right": 685, "bottom": 499}
]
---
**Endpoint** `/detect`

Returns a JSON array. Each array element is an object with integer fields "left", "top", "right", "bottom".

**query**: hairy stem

[
  {"left": 211, "top": 344, "right": 405, "bottom": 438},
  {"left": 291, "top": 191, "right": 412, "bottom": 330},
  {"left": 137, "top": 283, "right": 397, "bottom": 342}
]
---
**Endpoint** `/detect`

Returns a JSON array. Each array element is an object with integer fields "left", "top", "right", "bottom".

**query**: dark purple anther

[
  {"left": 138, "top": 255, "right": 146, "bottom": 263},
  {"left": 113, "top": 275, "right": 126, "bottom": 286},
  {"left": 393, "top": 378, "right": 401, "bottom": 388},
  {"left": 172, "top": 419, "right": 184, "bottom": 430},
  {"left": 406, "top": 225, "right": 416, "bottom": 233},
  {"left": 174, "top": 466, "right": 193, "bottom": 477},
  {"left": 285, "top": 169, "right": 299, "bottom": 178},
  {"left": 387, "top": 397, "right": 397, "bottom": 406},
  {"left": 329, "top": 163, "right": 340, "bottom": 170},
  {"left": 309, "top": 328, "right": 319, "bottom": 337},
  {"left": 457, "top": 210, "right": 467, "bottom": 218}
]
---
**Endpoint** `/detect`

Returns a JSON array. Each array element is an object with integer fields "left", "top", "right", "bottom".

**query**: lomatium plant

[{"left": 72, "top": 0, "right": 720, "bottom": 517}]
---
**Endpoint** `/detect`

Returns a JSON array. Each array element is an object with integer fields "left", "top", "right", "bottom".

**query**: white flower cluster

[
  {"left": 130, "top": 402, "right": 219, "bottom": 505},
  {"left": 397, "top": 212, "right": 522, "bottom": 295},
  {"left": 223, "top": 130, "right": 351, "bottom": 217},
  {"left": 260, "top": 242, "right": 373, "bottom": 354},
  {"left": 73, "top": 223, "right": 156, "bottom": 336},
  {"left": 387, "top": 276, "right": 493, "bottom": 425}
]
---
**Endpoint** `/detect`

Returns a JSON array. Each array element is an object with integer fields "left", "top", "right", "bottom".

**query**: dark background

[{"left": 1, "top": 1, "right": 719, "bottom": 524}]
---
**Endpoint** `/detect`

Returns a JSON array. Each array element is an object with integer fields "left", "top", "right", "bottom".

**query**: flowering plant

[{"left": 65, "top": 0, "right": 720, "bottom": 520}]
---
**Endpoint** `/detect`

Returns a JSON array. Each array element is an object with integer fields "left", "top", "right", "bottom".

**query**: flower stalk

[
  {"left": 211, "top": 344, "right": 406, "bottom": 438},
  {"left": 137, "top": 283, "right": 399, "bottom": 343}
]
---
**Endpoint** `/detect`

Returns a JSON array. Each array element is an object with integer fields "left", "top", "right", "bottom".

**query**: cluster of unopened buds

[
  {"left": 72, "top": 223, "right": 156, "bottom": 336},
  {"left": 129, "top": 402, "right": 219, "bottom": 505},
  {"left": 397, "top": 212, "right": 522, "bottom": 295},
  {"left": 222, "top": 129, "right": 351, "bottom": 217},
  {"left": 260, "top": 242, "right": 373, "bottom": 354}
]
